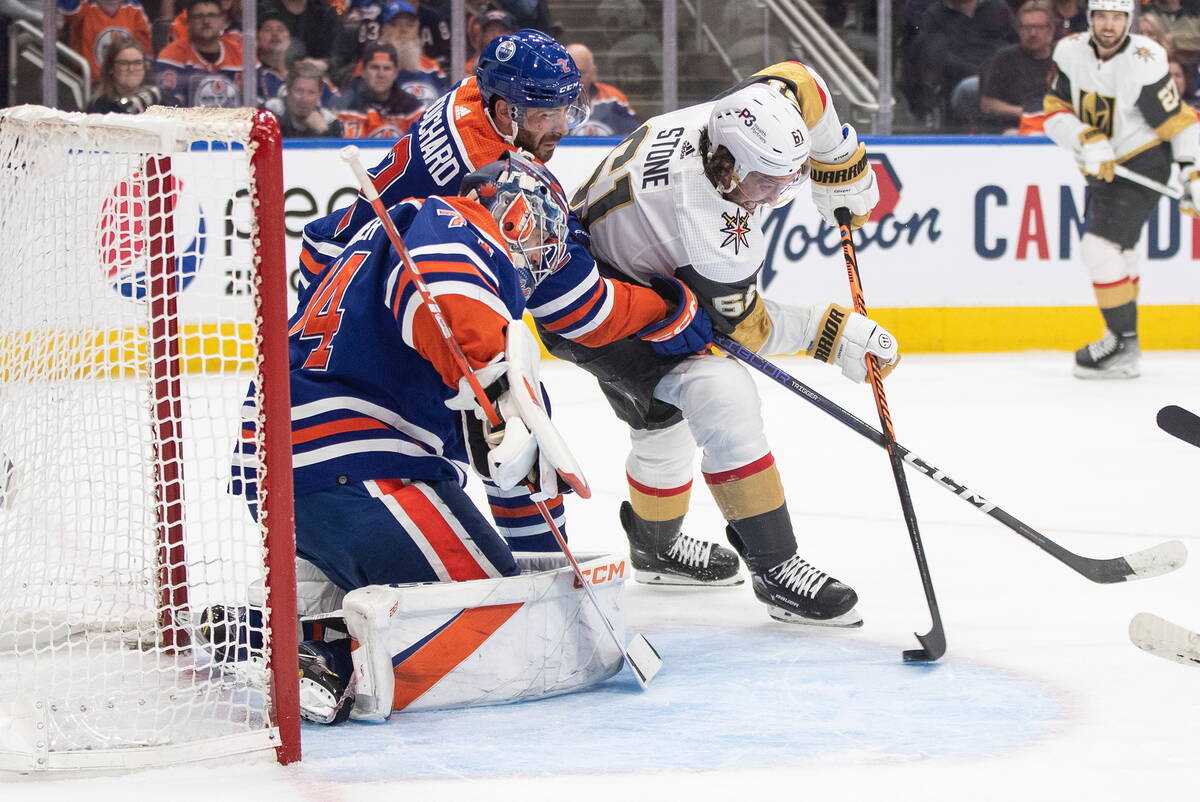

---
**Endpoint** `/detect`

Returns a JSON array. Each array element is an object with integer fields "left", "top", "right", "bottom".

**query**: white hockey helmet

[
  {"left": 1087, "top": 0, "right": 1134, "bottom": 43},
  {"left": 708, "top": 83, "right": 810, "bottom": 204}
]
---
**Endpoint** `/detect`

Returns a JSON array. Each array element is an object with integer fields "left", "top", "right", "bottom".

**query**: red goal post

[{"left": 0, "top": 106, "right": 299, "bottom": 771}]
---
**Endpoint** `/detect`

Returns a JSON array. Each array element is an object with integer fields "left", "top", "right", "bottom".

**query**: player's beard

[{"left": 515, "top": 129, "right": 562, "bottom": 162}]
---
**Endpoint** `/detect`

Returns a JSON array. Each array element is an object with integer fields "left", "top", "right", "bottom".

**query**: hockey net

[{"left": 0, "top": 106, "right": 299, "bottom": 771}]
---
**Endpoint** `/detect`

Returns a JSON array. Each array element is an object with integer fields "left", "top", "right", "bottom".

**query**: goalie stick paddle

[
  {"left": 834, "top": 207, "right": 945, "bottom": 663},
  {"left": 340, "top": 147, "right": 662, "bottom": 689},
  {"left": 1157, "top": 405, "right": 1200, "bottom": 449},
  {"left": 1129, "top": 612, "right": 1200, "bottom": 668},
  {"left": 708, "top": 335, "right": 1188, "bottom": 584}
]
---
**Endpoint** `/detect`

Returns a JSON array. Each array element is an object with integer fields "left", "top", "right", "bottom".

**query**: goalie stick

[
  {"left": 709, "top": 334, "right": 1187, "bottom": 584},
  {"left": 1157, "top": 405, "right": 1200, "bottom": 449},
  {"left": 835, "top": 207, "right": 944, "bottom": 663},
  {"left": 340, "top": 147, "right": 662, "bottom": 689},
  {"left": 1129, "top": 612, "right": 1200, "bottom": 668}
]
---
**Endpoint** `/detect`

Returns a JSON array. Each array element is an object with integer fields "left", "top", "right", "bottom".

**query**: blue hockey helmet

[
  {"left": 460, "top": 151, "right": 571, "bottom": 292},
  {"left": 475, "top": 29, "right": 588, "bottom": 130}
]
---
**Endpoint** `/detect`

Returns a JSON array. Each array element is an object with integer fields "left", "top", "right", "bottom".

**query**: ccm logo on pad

[{"left": 573, "top": 561, "right": 627, "bottom": 587}]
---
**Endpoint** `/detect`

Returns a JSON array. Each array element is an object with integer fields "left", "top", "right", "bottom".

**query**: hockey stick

[
  {"left": 833, "top": 207, "right": 945, "bottom": 663},
  {"left": 1129, "top": 612, "right": 1200, "bottom": 668},
  {"left": 1113, "top": 164, "right": 1183, "bottom": 200},
  {"left": 340, "top": 147, "right": 661, "bottom": 689},
  {"left": 711, "top": 333, "right": 1187, "bottom": 583},
  {"left": 1157, "top": 405, "right": 1200, "bottom": 449}
]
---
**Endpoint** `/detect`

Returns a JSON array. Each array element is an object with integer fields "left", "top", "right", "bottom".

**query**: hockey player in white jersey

[
  {"left": 1043, "top": 0, "right": 1200, "bottom": 378},
  {"left": 548, "top": 62, "right": 895, "bottom": 626}
]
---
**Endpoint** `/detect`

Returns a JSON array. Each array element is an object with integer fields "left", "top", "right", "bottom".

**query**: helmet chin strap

[{"left": 484, "top": 103, "right": 521, "bottom": 146}]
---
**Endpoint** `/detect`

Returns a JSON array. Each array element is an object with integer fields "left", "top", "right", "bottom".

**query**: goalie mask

[
  {"left": 1087, "top": 0, "right": 1133, "bottom": 48},
  {"left": 707, "top": 83, "right": 811, "bottom": 208},
  {"left": 461, "top": 152, "right": 570, "bottom": 295}
]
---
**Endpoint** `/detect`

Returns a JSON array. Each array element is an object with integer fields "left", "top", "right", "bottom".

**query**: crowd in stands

[
  {"left": 901, "top": 0, "right": 1200, "bottom": 133},
  {"left": 52, "top": 0, "right": 639, "bottom": 138}
]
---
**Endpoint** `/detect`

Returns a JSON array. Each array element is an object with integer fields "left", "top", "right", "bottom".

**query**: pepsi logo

[{"left": 97, "top": 170, "right": 206, "bottom": 300}]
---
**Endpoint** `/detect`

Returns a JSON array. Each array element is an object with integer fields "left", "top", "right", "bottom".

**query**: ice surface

[{"left": 7, "top": 351, "right": 1200, "bottom": 801}]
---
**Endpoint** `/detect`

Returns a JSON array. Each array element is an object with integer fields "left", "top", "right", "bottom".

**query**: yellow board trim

[{"left": 527, "top": 305, "right": 1200, "bottom": 357}]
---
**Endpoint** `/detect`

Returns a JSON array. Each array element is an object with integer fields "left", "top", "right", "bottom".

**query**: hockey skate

[
  {"left": 299, "top": 640, "right": 355, "bottom": 725},
  {"left": 1074, "top": 331, "right": 1140, "bottom": 379},
  {"left": 620, "top": 501, "right": 743, "bottom": 586},
  {"left": 747, "top": 547, "right": 863, "bottom": 627}
]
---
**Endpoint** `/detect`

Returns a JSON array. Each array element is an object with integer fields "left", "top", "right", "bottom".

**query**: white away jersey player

[
  {"left": 571, "top": 61, "right": 849, "bottom": 347},
  {"left": 1045, "top": 33, "right": 1197, "bottom": 159}
]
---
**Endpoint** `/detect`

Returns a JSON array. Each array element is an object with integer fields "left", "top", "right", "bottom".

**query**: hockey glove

[
  {"left": 1179, "top": 164, "right": 1200, "bottom": 217},
  {"left": 810, "top": 124, "right": 879, "bottom": 230},
  {"left": 1078, "top": 127, "right": 1116, "bottom": 182},
  {"left": 635, "top": 276, "right": 714, "bottom": 355},
  {"left": 447, "top": 325, "right": 589, "bottom": 500},
  {"left": 802, "top": 303, "right": 899, "bottom": 383}
]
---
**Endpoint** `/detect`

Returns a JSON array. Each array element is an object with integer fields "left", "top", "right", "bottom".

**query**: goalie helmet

[
  {"left": 460, "top": 151, "right": 570, "bottom": 293},
  {"left": 476, "top": 30, "right": 589, "bottom": 130},
  {"left": 707, "top": 83, "right": 810, "bottom": 205},
  {"left": 1087, "top": 0, "right": 1134, "bottom": 44}
]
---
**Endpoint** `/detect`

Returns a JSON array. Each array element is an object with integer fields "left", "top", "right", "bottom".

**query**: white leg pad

[
  {"left": 654, "top": 355, "right": 770, "bottom": 474},
  {"left": 1081, "top": 232, "right": 1127, "bottom": 284},
  {"left": 341, "top": 552, "right": 628, "bottom": 721}
]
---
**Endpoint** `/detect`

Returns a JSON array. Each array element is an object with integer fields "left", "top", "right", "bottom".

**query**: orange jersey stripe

[{"left": 292, "top": 416, "right": 390, "bottom": 445}]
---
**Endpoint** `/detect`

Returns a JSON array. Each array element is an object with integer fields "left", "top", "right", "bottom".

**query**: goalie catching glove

[
  {"left": 810, "top": 124, "right": 879, "bottom": 230},
  {"left": 802, "top": 303, "right": 899, "bottom": 383},
  {"left": 635, "top": 276, "right": 714, "bottom": 355},
  {"left": 446, "top": 324, "right": 589, "bottom": 500}
]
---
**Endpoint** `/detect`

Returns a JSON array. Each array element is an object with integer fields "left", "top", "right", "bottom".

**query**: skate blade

[
  {"left": 767, "top": 605, "right": 864, "bottom": 628},
  {"left": 1072, "top": 364, "right": 1140, "bottom": 380},
  {"left": 634, "top": 569, "right": 744, "bottom": 587}
]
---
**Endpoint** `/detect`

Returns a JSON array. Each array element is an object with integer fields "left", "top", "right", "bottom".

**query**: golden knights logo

[
  {"left": 1079, "top": 91, "right": 1116, "bottom": 137},
  {"left": 1133, "top": 46, "right": 1154, "bottom": 62},
  {"left": 719, "top": 210, "right": 751, "bottom": 254}
]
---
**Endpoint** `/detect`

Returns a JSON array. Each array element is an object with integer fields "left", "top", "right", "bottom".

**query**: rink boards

[{"left": 49, "top": 136, "right": 1200, "bottom": 361}]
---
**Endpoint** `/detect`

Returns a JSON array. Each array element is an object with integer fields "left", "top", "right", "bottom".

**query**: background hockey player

[
  {"left": 1043, "top": 0, "right": 1200, "bottom": 378},
  {"left": 554, "top": 63, "right": 896, "bottom": 627},
  {"left": 299, "top": 28, "right": 707, "bottom": 553}
]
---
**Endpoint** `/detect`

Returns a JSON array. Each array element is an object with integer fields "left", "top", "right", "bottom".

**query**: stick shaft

[
  {"left": 834, "top": 207, "right": 944, "bottom": 660},
  {"left": 1113, "top": 164, "right": 1182, "bottom": 200}
]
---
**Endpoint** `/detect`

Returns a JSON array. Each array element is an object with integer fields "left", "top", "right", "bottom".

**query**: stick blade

[
  {"left": 1129, "top": 612, "right": 1200, "bottom": 667},
  {"left": 903, "top": 627, "right": 946, "bottom": 663},
  {"left": 624, "top": 633, "right": 662, "bottom": 689},
  {"left": 1157, "top": 405, "right": 1200, "bottom": 449},
  {"left": 1121, "top": 540, "right": 1188, "bottom": 581}
]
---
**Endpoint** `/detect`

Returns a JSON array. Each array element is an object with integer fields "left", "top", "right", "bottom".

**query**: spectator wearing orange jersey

[
  {"left": 168, "top": 0, "right": 241, "bottom": 43},
  {"left": 155, "top": 0, "right": 244, "bottom": 106},
  {"left": 564, "top": 42, "right": 638, "bottom": 136},
  {"left": 58, "top": 0, "right": 152, "bottom": 85}
]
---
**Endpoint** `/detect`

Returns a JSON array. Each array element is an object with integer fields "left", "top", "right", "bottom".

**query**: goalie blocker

[{"left": 290, "top": 552, "right": 632, "bottom": 719}]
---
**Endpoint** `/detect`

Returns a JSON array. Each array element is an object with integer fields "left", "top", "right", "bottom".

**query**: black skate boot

[
  {"left": 727, "top": 527, "right": 861, "bottom": 627},
  {"left": 197, "top": 604, "right": 264, "bottom": 663},
  {"left": 620, "top": 501, "right": 743, "bottom": 586},
  {"left": 299, "top": 640, "right": 355, "bottom": 725},
  {"left": 1074, "top": 330, "right": 1140, "bottom": 379}
]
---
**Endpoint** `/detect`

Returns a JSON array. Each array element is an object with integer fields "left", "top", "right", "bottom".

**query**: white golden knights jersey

[
  {"left": 1044, "top": 33, "right": 1197, "bottom": 161},
  {"left": 570, "top": 61, "right": 847, "bottom": 348}
]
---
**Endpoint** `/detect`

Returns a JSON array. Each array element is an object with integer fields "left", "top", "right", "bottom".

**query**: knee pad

[
  {"left": 1081, "top": 233, "right": 1127, "bottom": 285},
  {"left": 660, "top": 358, "right": 769, "bottom": 472},
  {"left": 628, "top": 422, "right": 695, "bottom": 488}
]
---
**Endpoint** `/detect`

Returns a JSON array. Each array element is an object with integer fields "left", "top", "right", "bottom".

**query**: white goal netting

[{"left": 0, "top": 106, "right": 297, "bottom": 772}]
